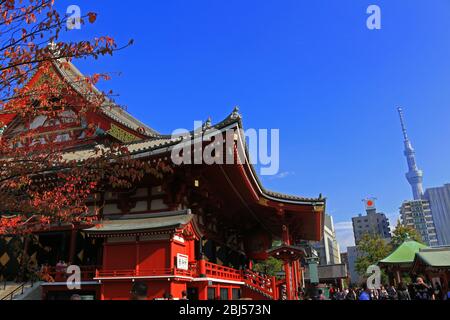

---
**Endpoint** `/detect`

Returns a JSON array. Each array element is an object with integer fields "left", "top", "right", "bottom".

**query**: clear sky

[{"left": 58, "top": 0, "right": 450, "bottom": 251}]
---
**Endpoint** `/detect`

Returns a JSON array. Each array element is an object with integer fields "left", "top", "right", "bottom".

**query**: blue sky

[{"left": 58, "top": 1, "right": 450, "bottom": 251}]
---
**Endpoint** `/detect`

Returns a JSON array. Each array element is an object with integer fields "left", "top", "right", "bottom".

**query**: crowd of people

[
  {"left": 126, "top": 277, "right": 450, "bottom": 301},
  {"left": 320, "top": 277, "right": 450, "bottom": 301},
  {"left": 130, "top": 282, "right": 189, "bottom": 300}
]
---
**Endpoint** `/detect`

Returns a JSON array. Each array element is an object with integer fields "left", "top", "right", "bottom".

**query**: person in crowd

[
  {"left": 433, "top": 281, "right": 443, "bottom": 300},
  {"left": 345, "top": 287, "right": 357, "bottom": 300},
  {"left": 181, "top": 291, "right": 188, "bottom": 300},
  {"left": 328, "top": 285, "right": 335, "bottom": 300},
  {"left": 379, "top": 285, "right": 389, "bottom": 300},
  {"left": 38, "top": 263, "right": 55, "bottom": 283},
  {"left": 70, "top": 294, "right": 82, "bottom": 300},
  {"left": 337, "top": 288, "right": 346, "bottom": 300},
  {"left": 407, "top": 283, "right": 415, "bottom": 299},
  {"left": 445, "top": 282, "right": 450, "bottom": 300},
  {"left": 359, "top": 283, "right": 371, "bottom": 300},
  {"left": 55, "top": 259, "right": 67, "bottom": 281},
  {"left": 397, "top": 282, "right": 411, "bottom": 300},
  {"left": 345, "top": 287, "right": 358, "bottom": 301},
  {"left": 413, "top": 277, "right": 433, "bottom": 300},
  {"left": 130, "top": 281, "right": 148, "bottom": 300},
  {"left": 370, "top": 288, "right": 379, "bottom": 300},
  {"left": 311, "top": 289, "right": 326, "bottom": 300},
  {"left": 387, "top": 284, "right": 398, "bottom": 300},
  {"left": 339, "top": 288, "right": 346, "bottom": 300},
  {"left": 318, "top": 289, "right": 326, "bottom": 300}
]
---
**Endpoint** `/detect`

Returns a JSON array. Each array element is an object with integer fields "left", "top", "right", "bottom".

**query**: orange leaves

[
  {"left": 87, "top": 12, "right": 97, "bottom": 24},
  {"left": 0, "top": 2, "right": 135, "bottom": 235}
]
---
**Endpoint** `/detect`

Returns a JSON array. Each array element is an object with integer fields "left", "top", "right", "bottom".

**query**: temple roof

[
  {"left": 412, "top": 247, "right": 450, "bottom": 268},
  {"left": 84, "top": 210, "right": 193, "bottom": 237},
  {"left": 51, "top": 59, "right": 159, "bottom": 137},
  {"left": 60, "top": 105, "right": 324, "bottom": 206},
  {"left": 379, "top": 240, "right": 427, "bottom": 265}
]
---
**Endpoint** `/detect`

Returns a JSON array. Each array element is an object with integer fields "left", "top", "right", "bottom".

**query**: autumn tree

[
  {"left": 0, "top": 1, "right": 159, "bottom": 234},
  {"left": 391, "top": 219, "right": 423, "bottom": 249}
]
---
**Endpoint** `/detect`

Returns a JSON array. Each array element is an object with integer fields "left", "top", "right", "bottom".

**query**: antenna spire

[
  {"left": 397, "top": 107, "right": 408, "bottom": 141},
  {"left": 397, "top": 107, "right": 424, "bottom": 200}
]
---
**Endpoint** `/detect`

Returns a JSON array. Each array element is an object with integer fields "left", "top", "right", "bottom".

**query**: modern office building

[
  {"left": 424, "top": 184, "right": 450, "bottom": 246},
  {"left": 399, "top": 199, "right": 438, "bottom": 247},
  {"left": 352, "top": 199, "right": 391, "bottom": 245},
  {"left": 346, "top": 246, "right": 362, "bottom": 285},
  {"left": 312, "top": 214, "right": 341, "bottom": 266}
]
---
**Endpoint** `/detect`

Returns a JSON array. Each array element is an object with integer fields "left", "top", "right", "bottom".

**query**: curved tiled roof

[
  {"left": 379, "top": 241, "right": 428, "bottom": 265},
  {"left": 60, "top": 108, "right": 324, "bottom": 205},
  {"left": 52, "top": 59, "right": 159, "bottom": 137}
]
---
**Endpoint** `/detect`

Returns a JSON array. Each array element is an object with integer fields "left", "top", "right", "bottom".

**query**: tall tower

[{"left": 397, "top": 107, "right": 424, "bottom": 200}]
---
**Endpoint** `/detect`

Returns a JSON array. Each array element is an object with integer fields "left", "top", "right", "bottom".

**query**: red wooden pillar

[
  {"left": 271, "top": 276, "right": 277, "bottom": 300},
  {"left": 281, "top": 225, "right": 294, "bottom": 300},
  {"left": 136, "top": 237, "right": 140, "bottom": 275},
  {"left": 284, "top": 261, "right": 292, "bottom": 300},
  {"left": 197, "top": 283, "right": 208, "bottom": 300},
  {"left": 282, "top": 224, "right": 290, "bottom": 245},
  {"left": 198, "top": 259, "right": 206, "bottom": 276},
  {"left": 292, "top": 260, "right": 299, "bottom": 299}
]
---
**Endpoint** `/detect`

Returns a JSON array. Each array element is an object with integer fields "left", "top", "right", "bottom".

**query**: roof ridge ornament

[
  {"left": 203, "top": 117, "right": 212, "bottom": 130},
  {"left": 230, "top": 106, "right": 241, "bottom": 119},
  {"left": 47, "top": 41, "right": 61, "bottom": 57}
]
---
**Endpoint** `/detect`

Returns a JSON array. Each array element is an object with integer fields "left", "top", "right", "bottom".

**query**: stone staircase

[
  {"left": 0, "top": 282, "right": 24, "bottom": 300},
  {"left": 0, "top": 282, "right": 39, "bottom": 300}
]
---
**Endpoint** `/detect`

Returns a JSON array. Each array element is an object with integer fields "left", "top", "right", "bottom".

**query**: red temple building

[{"left": 0, "top": 59, "right": 325, "bottom": 300}]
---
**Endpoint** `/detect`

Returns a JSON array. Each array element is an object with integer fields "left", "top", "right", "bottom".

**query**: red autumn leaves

[{"left": 0, "top": 1, "right": 150, "bottom": 235}]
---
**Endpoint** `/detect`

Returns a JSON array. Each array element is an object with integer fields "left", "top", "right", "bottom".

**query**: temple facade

[{"left": 0, "top": 59, "right": 325, "bottom": 300}]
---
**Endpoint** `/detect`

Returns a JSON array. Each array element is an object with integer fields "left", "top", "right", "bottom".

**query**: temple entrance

[
  {"left": 37, "top": 232, "right": 70, "bottom": 266},
  {"left": 186, "top": 287, "right": 199, "bottom": 300}
]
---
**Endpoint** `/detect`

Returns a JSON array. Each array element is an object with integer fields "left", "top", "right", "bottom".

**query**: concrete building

[
  {"left": 352, "top": 199, "right": 391, "bottom": 245},
  {"left": 400, "top": 199, "right": 438, "bottom": 247},
  {"left": 346, "top": 246, "right": 362, "bottom": 285},
  {"left": 340, "top": 252, "right": 348, "bottom": 267},
  {"left": 312, "top": 214, "right": 341, "bottom": 266},
  {"left": 424, "top": 184, "right": 450, "bottom": 246}
]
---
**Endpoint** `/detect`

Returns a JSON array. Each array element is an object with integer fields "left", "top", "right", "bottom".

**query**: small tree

[
  {"left": 355, "top": 233, "right": 392, "bottom": 277},
  {"left": 253, "top": 257, "right": 283, "bottom": 277},
  {"left": 391, "top": 220, "right": 423, "bottom": 249}
]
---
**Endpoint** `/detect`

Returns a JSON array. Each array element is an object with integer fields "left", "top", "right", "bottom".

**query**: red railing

[
  {"left": 242, "top": 269, "right": 277, "bottom": 299},
  {"left": 95, "top": 268, "right": 192, "bottom": 279},
  {"left": 198, "top": 261, "right": 276, "bottom": 299},
  {"left": 40, "top": 265, "right": 98, "bottom": 283},
  {"left": 202, "top": 262, "right": 242, "bottom": 281},
  {"left": 94, "top": 261, "right": 277, "bottom": 300}
]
